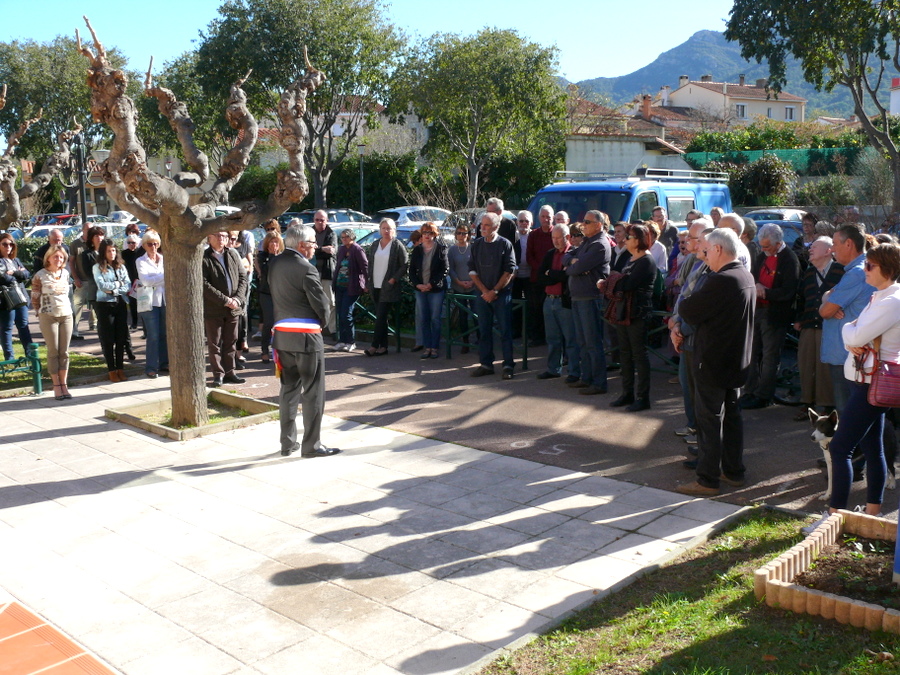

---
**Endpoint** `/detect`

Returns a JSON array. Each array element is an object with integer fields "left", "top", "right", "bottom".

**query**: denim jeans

[
  {"left": 416, "top": 290, "right": 445, "bottom": 351},
  {"left": 830, "top": 365, "right": 851, "bottom": 412},
  {"left": 0, "top": 302, "right": 33, "bottom": 360},
  {"left": 543, "top": 296, "right": 579, "bottom": 378},
  {"left": 572, "top": 298, "right": 607, "bottom": 388},
  {"left": 141, "top": 304, "right": 168, "bottom": 374},
  {"left": 475, "top": 289, "right": 514, "bottom": 371},
  {"left": 829, "top": 381, "right": 887, "bottom": 509},
  {"left": 334, "top": 286, "right": 360, "bottom": 345}
]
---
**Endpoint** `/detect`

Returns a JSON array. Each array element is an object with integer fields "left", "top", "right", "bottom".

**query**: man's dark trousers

[{"left": 278, "top": 348, "right": 325, "bottom": 455}]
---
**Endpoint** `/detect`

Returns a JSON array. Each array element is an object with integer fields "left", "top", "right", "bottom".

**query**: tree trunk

[
  {"left": 163, "top": 222, "right": 209, "bottom": 428},
  {"left": 892, "top": 157, "right": 900, "bottom": 215},
  {"left": 465, "top": 158, "right": 480, "bottom": 208},
  {"left": 312, "top": 169, "right": 329, "bottom": 209}
]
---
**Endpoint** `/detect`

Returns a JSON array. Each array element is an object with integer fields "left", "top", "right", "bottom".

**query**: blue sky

[{"left": 0, "top": 0, "right": 736, "bottom": 83}]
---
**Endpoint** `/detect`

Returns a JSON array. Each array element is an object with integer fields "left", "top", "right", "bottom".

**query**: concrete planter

[
  {"left": 754, "top": 510, "right": 900, "bottom": 633},
  {"left": 105, "top": 389, "right": 278, "bottom": 441}
]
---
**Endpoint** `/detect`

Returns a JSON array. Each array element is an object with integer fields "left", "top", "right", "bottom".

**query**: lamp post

[
  {"left": 71, "top": 132, "right": 89, "bottom": 223},
  {"left": 165, "top": 157, "right": 172, "bottom": 177},
  {"left": 358, "top": 142, "right": 366, "bottom": 213}
]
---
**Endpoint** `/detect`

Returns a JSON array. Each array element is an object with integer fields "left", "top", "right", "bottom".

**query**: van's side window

[
  {"left": 666, "top": 198, "right": 696, "bottom": 224},
  {"left": 631, "top": 192, "right": 658, "bottom": 221}
]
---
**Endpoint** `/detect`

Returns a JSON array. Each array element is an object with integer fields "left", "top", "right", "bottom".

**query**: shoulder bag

[
  {"left": 867, "top": 335, "right": 900, "bottom": 407},
  {"left": 0, "top": 282, "right": 28, "bottom": 310}
]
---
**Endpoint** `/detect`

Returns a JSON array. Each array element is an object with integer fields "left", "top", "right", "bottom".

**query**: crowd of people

[{"left": 4, "top": 203, "right": 900, "bottom": 512}]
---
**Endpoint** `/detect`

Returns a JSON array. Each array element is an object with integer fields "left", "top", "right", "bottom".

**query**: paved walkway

[{"left": 0, "top": 378, "right": 742, "bottom": 674}]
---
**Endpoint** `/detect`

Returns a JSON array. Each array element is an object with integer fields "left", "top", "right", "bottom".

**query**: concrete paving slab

[{"left": 0, "top": 381, "right": 743, "bottom": 674}]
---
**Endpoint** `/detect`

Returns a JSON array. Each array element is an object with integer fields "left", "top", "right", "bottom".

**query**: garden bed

[
  {"left": 105, "top": 389, "right": 278, "bottom": 441},
  {"left": 754, "top": 510, "right": 900, "bottom": 633}
]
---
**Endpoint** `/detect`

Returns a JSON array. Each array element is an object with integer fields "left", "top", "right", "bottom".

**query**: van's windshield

[{"left": 528, "top": 190, "right": 630, "bottom": 224}]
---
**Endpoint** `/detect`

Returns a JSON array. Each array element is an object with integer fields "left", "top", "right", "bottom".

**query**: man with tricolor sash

[{"left": 268, "top": 225, "right": 342, "bottom": 459}]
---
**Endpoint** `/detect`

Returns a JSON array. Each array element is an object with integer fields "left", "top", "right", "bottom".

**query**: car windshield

[
  {"left": 371, "top": 211, "right": 401, "bottom": 224},
  {"left": 529, "top": 190, "right": 630, "bottom": 223}
]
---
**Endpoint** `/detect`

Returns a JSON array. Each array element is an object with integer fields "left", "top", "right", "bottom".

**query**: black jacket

[
  {"left": 202, "top": 246, "right": 248, "bottom": 319},
  {"left": 679, "top": 260, "right": 756, "bottom": 389},
  {"left": 751, "top": 245, "right": 801, "bottom": 326},
  {"left": 409, "top": 241, "right": 449, "bottom": 292},
  {"left": 537, "top": 246, "right": 572, "bottom": 308}
]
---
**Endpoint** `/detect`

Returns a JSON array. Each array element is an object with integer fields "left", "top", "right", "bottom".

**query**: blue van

[{"left": 527, "top": 168, "right": 731, "bottom": 227}]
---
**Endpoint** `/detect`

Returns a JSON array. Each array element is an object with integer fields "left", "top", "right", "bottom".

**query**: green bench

[{"left": 0, "top": 343, "right": 43, "bottom": 394}]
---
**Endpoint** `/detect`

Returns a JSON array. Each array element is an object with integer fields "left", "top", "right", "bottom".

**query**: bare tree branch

[
  {"left": 145, "top": 60, "right": 210, "bottom": 188},
  {"left": 2, "top": 109, "right": 42, "bottom": 159}
]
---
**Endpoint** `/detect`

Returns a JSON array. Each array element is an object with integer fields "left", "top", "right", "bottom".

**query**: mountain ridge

[{"left": 574, "top": 30, "right": 886, "bottom": 117}]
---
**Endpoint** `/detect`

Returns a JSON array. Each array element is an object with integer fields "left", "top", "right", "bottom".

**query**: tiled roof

[{"left": 687, "top": 81, "right": 806, "bottom": 102}]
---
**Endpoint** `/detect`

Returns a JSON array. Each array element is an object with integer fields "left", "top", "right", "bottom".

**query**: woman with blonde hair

[
  {"left": 32, "top": 245, "right": 73, "bottom": 400},
  {"left": 136, "top": 230, "right": 168, "bottom": 378}
]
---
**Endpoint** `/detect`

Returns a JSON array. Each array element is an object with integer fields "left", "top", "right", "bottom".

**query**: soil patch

[
  {"left": 795, "top": 532, "right": 900, "bottom": 609},
  {"left": 143, "top": 394, "right": 251, "bottom": 429}
]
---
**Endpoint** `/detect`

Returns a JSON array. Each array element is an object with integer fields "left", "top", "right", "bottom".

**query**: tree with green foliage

[
  {"left": 725, "top": 0, "right": 900, "bottom": 211},
  {"left": 0, "top": 36, "right": 129, "bottom": 160},
  {"left": 393, "top": 28, "right": 566, "bottom": 208},
  {"left": 195, "top": 0, "right": 401, "bottom": 208}
]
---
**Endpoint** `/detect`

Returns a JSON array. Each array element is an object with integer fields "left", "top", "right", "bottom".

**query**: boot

[
  {"left": 108, "top": 370, "right": 120, "bottom": 382},
  {"left": 117, "top": 369, "right": 127, "bottom": 382}
]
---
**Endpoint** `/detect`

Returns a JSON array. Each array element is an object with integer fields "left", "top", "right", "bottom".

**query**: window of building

[
  {"left": 735, "top": 104, "right": 747, "bottom": 119},
  {"left": 785, "top": 106, "right": 795, "bottom": 121},
  {"left": 767, "top": 107, "right": 773, "bottom": 118}
]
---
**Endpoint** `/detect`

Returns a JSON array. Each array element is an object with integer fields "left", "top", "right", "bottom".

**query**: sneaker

[
  {"left": 344, "top": 343, "right": 356, "bottom": 352},
  {"left": 674, "top": 426, "right": 696, "bottom": 437},
  {"left": 502, "top": 368, "right": 514, "bottom": 380},
  {"left": 801, "top": 511, "right": 832, "bottom": 536},
  {"left": 334, "top": 342, "right": 346, "bottom": 351},
  {"left": 675, "top": 480, "right": 720, "bottom": 497},
  {"left": 684, "top": 434, "right": 698, "bottom": 445}
]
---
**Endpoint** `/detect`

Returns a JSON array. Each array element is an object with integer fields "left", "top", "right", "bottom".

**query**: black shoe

[
  {"left": 301, "top": 447, "right": 342, "bottom": 458},
  {"left": 71, "top": 334, "right": 85, "bottom": 341},
  {"left": 537, "top": 371, "right": 561, "bottom": 380},
  {"left": 280, "top": 443, "right": 300, "bottom": 457},
  {"left": 568, "top": 379, "right": 590, "bottom": 388},
  {"left": 471, "top": 366, "right": 495, "bottom": 377},
  {"left": 502, "top": 368, "right": 514, "bottom": 380},
  {"left": 579, "top": 386, "right": 607, "bottom": 395},
  {"left": 687, "top": 445, "right": 698, "bottom": 456},
  {"left": 683, "top": 459, "right": 698, "bottom": 470},
  {"left": 210, "top": 377, "right": 223, "bottom": 388},
  {"left": 610, "top": 393, "right": 634, "bottom": 407},
  {"left": 564, "top": 375, "right": 580, "bottom": 384},
  {"left": 223, "top": 374, "right": 246, "bottom": 384},
  {"left": 626, "top": 398, "right": 651, "bottom": 412},
  {"left": 126, "top": 351, "right": 136, "bottom": 362},
  {"left": 606, "top": 364, "right": 620, "bottom": 372},
  {"left": 411, "top": 345, "right": 424, "bottom": 353}
]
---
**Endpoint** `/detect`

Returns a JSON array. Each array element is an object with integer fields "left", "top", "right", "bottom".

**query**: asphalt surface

[{"left": 60, "top": 325, "right": 899, "bottom": 520}]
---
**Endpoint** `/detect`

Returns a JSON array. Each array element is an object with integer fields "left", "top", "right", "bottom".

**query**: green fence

[{"left": 684, "top": 147, "right": 862, "bottom": 176}]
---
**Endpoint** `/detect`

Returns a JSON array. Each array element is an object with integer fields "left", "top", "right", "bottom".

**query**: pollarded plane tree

[
  {"left": 76, "top": 17, "right": 326, "bottom": 427},
  {"left": 0, "top": 84, "right": 80, "bottom": 229}
]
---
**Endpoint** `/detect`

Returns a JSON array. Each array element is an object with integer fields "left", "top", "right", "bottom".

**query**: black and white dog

[{"left": 808, "top": 408, "right": 897, "bottom": 500}]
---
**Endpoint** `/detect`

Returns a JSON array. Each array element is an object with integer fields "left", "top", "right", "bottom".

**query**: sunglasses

[{"left": 865, "top": 261, "right": 880, "bottom": 272}]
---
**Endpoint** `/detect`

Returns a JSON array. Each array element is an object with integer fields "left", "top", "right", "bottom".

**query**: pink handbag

[{"left": 867, "top": 336, "right": 900, "bottom": 407}]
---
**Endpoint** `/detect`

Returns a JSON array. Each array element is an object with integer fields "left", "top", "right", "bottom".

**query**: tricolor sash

[{"left": 272, "top": 318, "right": 322, "bottom": 333}]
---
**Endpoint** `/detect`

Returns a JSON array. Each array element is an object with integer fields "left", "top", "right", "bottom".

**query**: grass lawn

[
  {"left": 0, "top": 341, "right": 109, "bottom": 394},
  {"left": 480, "top": 509, "right": 900, "bottom": 675}
]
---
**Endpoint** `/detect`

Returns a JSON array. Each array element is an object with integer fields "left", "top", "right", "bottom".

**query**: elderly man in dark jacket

[
  {"left": 677, "top": 228, "right": 755, "bottom": 496},
  {"left": 202, "top": 231, "right": 249, "bottom": 387},
  {"left": 741, "top": 223, "right": 801, "bottom": 409}
]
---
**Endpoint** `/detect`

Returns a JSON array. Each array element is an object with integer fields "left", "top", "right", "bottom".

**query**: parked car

[
  {"left": 296, "top": 208, "right": 370, "bottom": 224},
  {"left": 745, "top": 208, "right": 808, "bottom": 248},
  {"left": 443, "top": 208, "right": 517, "bottom": 233},
  {"left": 86, "top": 214, "right": 111, "bottom": 223},
  {"left": 277, "top": 211, "right": 305, "bottom": 228},
  {"left": 26, "top": 213, "right": 80, "bottom": 230},
  {"left": 24, "top": 224, "right": 73, "bottom": 240},
  {"left": 369, "top": 206, "right": 450, "bottom": 228},
  {"left": 357, "top": 224, "right": 454, "bottom": 250},
  {"left": 744, "top": 208, "right": 807, "bottom": 224},
  {"left": 108, "top": 210, "right": 139, "bottom": 225}
]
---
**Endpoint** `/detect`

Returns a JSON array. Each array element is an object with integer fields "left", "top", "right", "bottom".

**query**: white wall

[{"left": 566, "top": 136, "right": 690, "bottom": 175}]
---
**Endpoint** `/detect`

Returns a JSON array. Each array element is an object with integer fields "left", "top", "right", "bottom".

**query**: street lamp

[
  {"left": 358, "top": 142, "right": 366, "bottom": 213},
  {"left": 59, "top": 140, "right": 107, "bottom": 220},
  {"left": 165, "top": 157, "right": 173, "bottom": 177}
]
